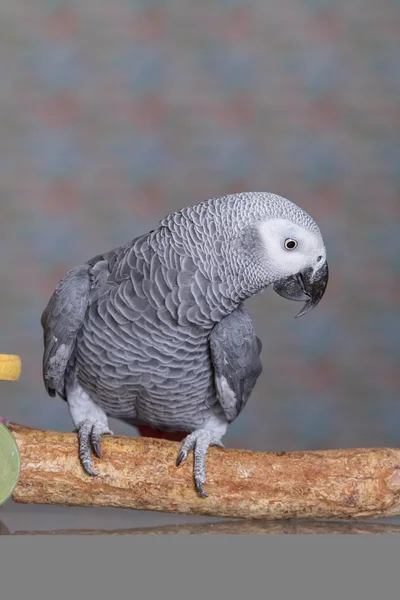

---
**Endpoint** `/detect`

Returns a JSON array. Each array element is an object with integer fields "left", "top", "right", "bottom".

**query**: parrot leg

[
  {"left": 176, "top": 429, "right": 224, "bottom": 497},
  {"left": 76, "top": 419, "right": 113, "bottom": 476},
  {"left": 67, "top": 382, "right": 113, "bottom": 477}
]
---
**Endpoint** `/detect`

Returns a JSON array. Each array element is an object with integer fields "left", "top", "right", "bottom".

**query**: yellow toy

[{"left": 0, "top": 354, "right": 22, "bottom": 381}]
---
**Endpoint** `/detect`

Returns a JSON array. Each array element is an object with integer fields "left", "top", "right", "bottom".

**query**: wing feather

[
  {"left": 41, "top": 265, "right": 91, "bottom": 398},
  {"left": 209, "top": 304, "right": 262, "bottom": 422}
]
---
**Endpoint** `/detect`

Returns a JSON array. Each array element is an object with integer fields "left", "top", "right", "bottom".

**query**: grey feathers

[
  {"left": 41, "top": 192, "right": 325, "bottom": 434},
  {"left": 41, "top": 264, "right": 91, "bottom": 398},
  {"left": 210, "top": 305, "right": 262, "bottom": 422}
]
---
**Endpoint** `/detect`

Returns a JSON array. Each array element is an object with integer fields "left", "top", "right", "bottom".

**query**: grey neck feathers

[{"left": 123, "top": 192, "right": 318, "bottom": 329}]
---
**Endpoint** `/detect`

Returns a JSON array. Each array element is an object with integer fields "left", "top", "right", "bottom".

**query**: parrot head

[
  {"left": 164, "top": 192, "right": 329, "bottom": 318},
  {"left": 257, "top": 215, "right": 329, "bottom": 317}
]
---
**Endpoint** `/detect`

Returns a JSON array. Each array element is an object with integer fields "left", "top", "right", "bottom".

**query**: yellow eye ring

[{"left": 284, "top": 238, "right": 298, "bottom": 250}]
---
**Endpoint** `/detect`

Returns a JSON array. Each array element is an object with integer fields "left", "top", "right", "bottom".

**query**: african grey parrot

[{"left": 41, "top": 192, "right": 328, "bottom": 497}]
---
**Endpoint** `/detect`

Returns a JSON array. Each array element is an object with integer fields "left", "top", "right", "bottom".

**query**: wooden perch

[{"left": 8, "top": 423, "right": 400, "bottom": 520}]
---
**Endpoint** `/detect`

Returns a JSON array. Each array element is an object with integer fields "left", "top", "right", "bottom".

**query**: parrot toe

[
  {"left": 176, "top": 450, "right": 186, "bottom": 467},
  {"left": 77, "top": 419, "right": 113, "bottom": 476},
  {"left": 81, "top": 461, "right": 99, "bottom": 478},
  {"left": 91, "top": 421, "right": 113, "bottom": 458},
  {"left": 176, "top": 429, "right": 223, "bottom": 497},
  {"left": 196, "top": 482, "right": 208, "bottom": 498}
]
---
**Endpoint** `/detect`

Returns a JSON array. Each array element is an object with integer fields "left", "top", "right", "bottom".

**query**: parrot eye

[{"left": 284, "top": 238, "right": 298, "bottom": 250}]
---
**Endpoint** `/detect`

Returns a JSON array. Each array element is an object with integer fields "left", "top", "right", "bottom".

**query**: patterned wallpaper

[{"left": 0, "top": 0, "right": 399, "bottom": 463}]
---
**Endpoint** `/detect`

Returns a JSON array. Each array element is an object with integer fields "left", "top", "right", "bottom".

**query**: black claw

[
  {"left": 196, "top": 482, "right": 208, "bottom": 498},
  {"left": 176, "top": 451, "right": 186, "bottom": 467},
  {"left": 82, "top": 463, "right": 99, "bottom": 477},
  {"left": 92, "top": 439, "right": 102, "bottom": 458}
]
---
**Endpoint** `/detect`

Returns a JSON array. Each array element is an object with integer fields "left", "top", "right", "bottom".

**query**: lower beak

[{"left": 272, "top": 261, "right": 329, "bottom": 317}]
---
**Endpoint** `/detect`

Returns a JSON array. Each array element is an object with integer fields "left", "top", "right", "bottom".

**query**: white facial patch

[{"left": 257, "top": 218, "right": 325, "bottom": 279}]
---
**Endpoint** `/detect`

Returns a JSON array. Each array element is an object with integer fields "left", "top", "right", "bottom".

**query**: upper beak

[{"left": 272, "top": 261, "right": 329, "bottom": 318}]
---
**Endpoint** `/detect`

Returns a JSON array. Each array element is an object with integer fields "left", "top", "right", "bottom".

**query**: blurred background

[{"left": 0, "top": 0, "right": 399, "bottom": 530}]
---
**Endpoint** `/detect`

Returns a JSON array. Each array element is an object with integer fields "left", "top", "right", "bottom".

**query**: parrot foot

[
  {"left": 176, "top": 429, "right": 224, "bottom": 497},
  {"left": 76, "top": 419, "right": 113, "bottom": 477}
]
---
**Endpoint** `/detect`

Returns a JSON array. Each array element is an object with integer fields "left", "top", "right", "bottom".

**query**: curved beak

[{"left": 272, "top": 261, "right": 329, "bottom": 318}]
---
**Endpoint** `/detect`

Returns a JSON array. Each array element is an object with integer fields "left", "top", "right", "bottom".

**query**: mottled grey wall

[{"left": 0, "top": 1, "right": 399, "bottom": 526}]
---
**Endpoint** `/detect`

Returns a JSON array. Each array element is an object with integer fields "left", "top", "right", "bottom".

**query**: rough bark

[{"left": 8, "top": 423, "right": 400, "bottom": 520}]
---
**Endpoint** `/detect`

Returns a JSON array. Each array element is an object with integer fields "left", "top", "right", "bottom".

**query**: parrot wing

[
  {"left": 41, "top": 264, "right": 92, "bottom": 398},
  {"left": 41, "top": 239, "right": 142, "bottom": 399},
  {"left": 209, "top": 304, "right": 263, "bottom": 423}
]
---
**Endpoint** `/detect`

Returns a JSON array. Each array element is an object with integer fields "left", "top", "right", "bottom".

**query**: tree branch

[{"left": 8, "top": 423, "right": 400, "bottom": 520}]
